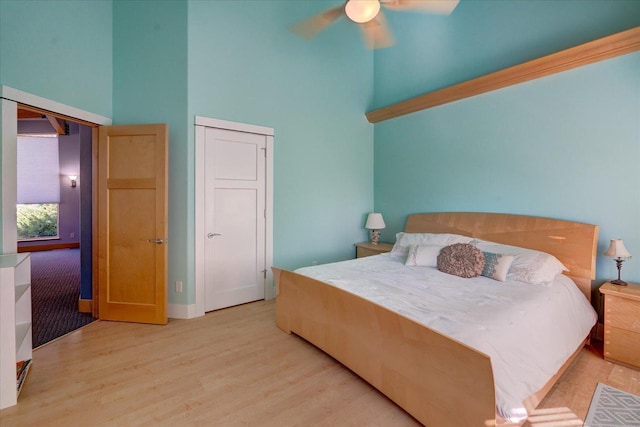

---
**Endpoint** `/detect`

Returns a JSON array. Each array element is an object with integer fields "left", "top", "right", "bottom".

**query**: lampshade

[
  {"left": 605, "top": 239, "right": 632, "bottom": 259},
  {"left": 365, "top": 213, "right": 385, "bottom": 230},
  {"left": 345, "top": 0, "right": 380, "bottom": 23}
]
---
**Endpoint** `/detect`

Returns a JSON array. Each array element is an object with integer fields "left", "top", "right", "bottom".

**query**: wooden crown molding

[{"left": 366, "top": 26, "right": 640, "bottom": 123}]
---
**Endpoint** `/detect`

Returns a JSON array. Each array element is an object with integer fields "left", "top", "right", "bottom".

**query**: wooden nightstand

[
  {"left": 600, "top": 281, "right": 640, "bottom": 369},
  {"left": 354, "top": 242, "right": 393, "bottom": 258}
]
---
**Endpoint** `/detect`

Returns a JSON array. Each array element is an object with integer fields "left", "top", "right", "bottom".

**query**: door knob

[
  {"left": 207, "top": 233, "right": 222, "bottom": 239},
  {"left": 147, "top": 238, "right": 164, "bottom": 244}
]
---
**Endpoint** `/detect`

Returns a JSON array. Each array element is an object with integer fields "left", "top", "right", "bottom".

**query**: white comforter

[{"left": 295, "top": 253, "right": 597, "bottom": 421}]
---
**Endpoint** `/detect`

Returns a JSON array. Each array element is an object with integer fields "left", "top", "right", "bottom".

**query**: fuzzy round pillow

[{"left": 437, "top": 243, "right": 486, "bottom": 278}]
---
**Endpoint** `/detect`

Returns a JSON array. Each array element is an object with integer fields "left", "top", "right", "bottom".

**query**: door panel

[
  {"left": 214, "top": 188, "right": 258, "bottom": 293},
  {"left": 108, "top": 189, "right": 156, "bottom": 304},
  {"left": 214, "top": 139, "right": 258, "bottom": 180},
  {"left": 205, "top": 128, "right": 265, "bottom": 311},
  {"left": 98, "top": 124, "right": 168, "bottom": 324}
]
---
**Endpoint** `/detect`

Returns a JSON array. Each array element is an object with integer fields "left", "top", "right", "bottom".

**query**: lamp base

[
  {"left": 370, "top": 229, "right": 380, "bottom": 245},
  {"left": 610, "top": 279, "right": 628, "bottom": 286}
]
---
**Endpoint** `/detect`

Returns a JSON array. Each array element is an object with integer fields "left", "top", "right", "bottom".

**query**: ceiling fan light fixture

[{"left": 345, "top": 0, "right": 381, "bottom": 24}]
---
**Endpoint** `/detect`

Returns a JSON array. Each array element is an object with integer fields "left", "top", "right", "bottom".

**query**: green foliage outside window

[{"left": 17, "top": 204, "right": 59, "bottom": 240}]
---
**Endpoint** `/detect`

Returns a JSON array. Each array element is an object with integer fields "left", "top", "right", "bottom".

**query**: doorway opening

[{"left": 16, "top": 109, "right": 96, "bottom": 347}]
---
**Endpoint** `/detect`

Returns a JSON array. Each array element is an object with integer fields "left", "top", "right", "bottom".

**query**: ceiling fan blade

[
  {"left": 381, "top": 0, "right": 460, "bottom": 15},
  {"left": 290, "top": 5, "right": 344, "bottom": 40},
  {"left": 360, "top": 12, "right": 395, "bottom": 50}
]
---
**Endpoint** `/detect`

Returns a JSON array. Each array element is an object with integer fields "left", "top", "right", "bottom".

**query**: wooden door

[
  {"left": 204, "top": 127, "right": 266, "bottom": 311},
  {"left": 98, "top": 124, "right": 168, "bottom": 324}
]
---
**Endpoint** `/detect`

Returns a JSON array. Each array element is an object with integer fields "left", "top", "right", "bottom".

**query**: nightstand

[
  {"left": 600, "top": 281, "right": 640, "bottom": 369},
  {"left": 354, "top": 242, "right": 393, "bottom": 258}
]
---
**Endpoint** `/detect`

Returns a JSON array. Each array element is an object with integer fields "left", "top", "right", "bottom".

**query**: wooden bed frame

[{"left": 273, "top": 212, "right": 599, "bottom": 426}]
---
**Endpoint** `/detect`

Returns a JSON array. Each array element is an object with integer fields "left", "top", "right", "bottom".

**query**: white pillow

[
  {"left": 481, "top": 251, "right": 515, "bottom": 282},
  {"left": 390, "top": 233, "right": 474, "bottom": 256},
  {"left": 472, "top": 239, "right": 568, "bottom": 284},
  {"left": 405, "top": 245, "right": 444, "bottom": 267}
]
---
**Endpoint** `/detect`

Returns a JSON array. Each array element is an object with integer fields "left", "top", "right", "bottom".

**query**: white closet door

[{"left": 204, "top": 127, "right": 266, "bottom": 312}]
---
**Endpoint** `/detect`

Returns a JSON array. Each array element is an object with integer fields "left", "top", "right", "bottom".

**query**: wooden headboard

[{"left": 405, "top": 212, "right": 599, "bottom": 299}]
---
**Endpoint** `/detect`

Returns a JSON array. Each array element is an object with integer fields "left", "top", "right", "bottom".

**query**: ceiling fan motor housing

[{"left": 345, "top": 0, "right": 381, "bottom": 23}]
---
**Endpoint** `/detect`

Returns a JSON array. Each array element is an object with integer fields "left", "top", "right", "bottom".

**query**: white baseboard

[{"left": 168, "top": 303, "right": 200, "bottom": 319}]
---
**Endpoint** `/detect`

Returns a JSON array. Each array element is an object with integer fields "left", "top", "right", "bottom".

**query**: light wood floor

[{"left": 1, "top": 300, "right": 638, "bottom": 426}]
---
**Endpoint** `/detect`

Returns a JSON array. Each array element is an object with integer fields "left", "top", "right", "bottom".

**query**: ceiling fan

[{"left": 290, "top": 0, "right": 460, "bottom": 49}]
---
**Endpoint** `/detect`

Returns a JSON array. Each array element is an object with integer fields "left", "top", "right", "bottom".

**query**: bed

[{"left": 273, "top": 212, "right": 599, "bottom": 426}]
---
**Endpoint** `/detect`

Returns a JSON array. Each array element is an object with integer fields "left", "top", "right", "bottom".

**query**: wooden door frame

[
  {"left": 194, "top": 116, "right": 274, "bottom": 318},
  {"left": 1, "top": 86, "right": 111, "bottom": 318}
]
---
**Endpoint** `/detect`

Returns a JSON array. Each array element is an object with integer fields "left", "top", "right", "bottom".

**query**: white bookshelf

[{"left": 0, "top": 252, "right": 32, "bottom": 409}]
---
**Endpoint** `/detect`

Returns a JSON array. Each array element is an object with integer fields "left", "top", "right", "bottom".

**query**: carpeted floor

[{"left": 30, "top": 249, "right": 96, "bottom": 348}]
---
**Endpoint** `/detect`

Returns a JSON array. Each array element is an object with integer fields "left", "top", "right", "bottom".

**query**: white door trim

[
  {"left": 1, "top": 98, "right": 18, "bottom": 253},
  {"left": 195, "top": 116, "right": 274, "bottom": 137},
  {"left": 1, "top": 86, "right": 112, "bottom": 126},
  {"left": 195, "top": 117, "right": 274, "bottom": 318},
  {"left": 0, "top": 86, "right": 111, "bottom": 254}
]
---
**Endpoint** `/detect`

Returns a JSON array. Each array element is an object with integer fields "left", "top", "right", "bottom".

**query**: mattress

[{"left": 295, "top": 253, "right": 597, "bottom": 421}]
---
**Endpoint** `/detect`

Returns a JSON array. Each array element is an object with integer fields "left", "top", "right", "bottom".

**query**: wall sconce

[
  {"left": 69, "top": 175, "right": 77, "bottom": 188},
  {"left": 365, "top": 212, "right": 385, "bottom": 245},
  {"left": 605, "top": 239, "right": 632, "bottom": 286}
]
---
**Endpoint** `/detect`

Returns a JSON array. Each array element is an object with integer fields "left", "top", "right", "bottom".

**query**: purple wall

[
  {"left": 58, "top": 123, "right": 81, "bottom": 245},
  {"left": 79, "top": 124, "right": 93, "bottom": 300}
]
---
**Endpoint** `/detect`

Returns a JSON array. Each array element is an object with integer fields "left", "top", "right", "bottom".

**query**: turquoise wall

[
  {"left": 0, "top": 0, "right": 112, "bottom": 275},
  {"left": 373, "top": 0, "right": 640, "bottom": 110},
  {"left": 0, "top": 0, "right": 373, "bottom": 307},
  {"left": 188, "top": 1, "right": 374, "bottom": 274},
  {"left": 112, "top": 0, "right": 190, "bottom": 305},
  {"left": 375, "top": 53, "right": 639, "bottom": 283},
  {"left": 2, "top": 0, "right": 637, "bottom": 307},
  {"left": 111, "top": 0, "right": 373, "bottom": 304},
  {"left": 0, "top": 0, "right": 113, "bottom": 118},
  {"left": 373, "top": 0, "right": 640, "bottom": 284}
]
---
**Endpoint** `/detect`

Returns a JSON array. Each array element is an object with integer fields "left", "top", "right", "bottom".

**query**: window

[
  {"left": 17, "top": 203, "right": 59, "bottom": 240},
  {"left": 16, "top": 134, "right": 61, "bottom": 241}
]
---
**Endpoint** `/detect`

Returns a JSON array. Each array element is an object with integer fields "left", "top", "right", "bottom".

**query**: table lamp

[
  {"left": 605, "top": 239, "right": 632, "bottom": 286},
  {"left": 365, "top": 212, "right": 385, "bottom": 245}
]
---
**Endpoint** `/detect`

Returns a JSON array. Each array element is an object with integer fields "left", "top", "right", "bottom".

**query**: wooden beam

[
  {"left": 17, "top": 109, "right": 42, "bottom": 119},
  {"left": 366, "top": 26, "right": 640, "bottom": 123},
  {"left": 18, "top": 104, "right": 98, "bottom": 128},
  {"left": 17, "top": 108, "right": 66, "bottom": 134},
  {"left": 45, "top": 115, "right": 66, "bottom": 135}
]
